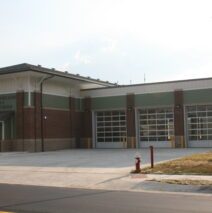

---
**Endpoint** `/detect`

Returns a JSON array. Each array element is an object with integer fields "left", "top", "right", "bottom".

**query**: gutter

[{"left": 0, "top": 64, "right": 116, "bottom": 87}]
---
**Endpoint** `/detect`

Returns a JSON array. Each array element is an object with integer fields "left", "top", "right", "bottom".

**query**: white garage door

[
  {"left": 138, "top": 107, "right": 174, "bottom": 148},
  {"left": 95, "top": 110, "right": 127, "bottom": 148},
  {"left": 186, "top": 105, "right": 212, "bottom": 147}
]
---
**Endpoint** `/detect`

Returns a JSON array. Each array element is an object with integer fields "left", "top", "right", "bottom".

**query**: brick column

[
  {"left": 127, "top": 93, "right": 136, "bottom": 148},
  {"left": 75, "top": 111, "right": 83, "bottom": 148},
  {"left": 16, "top": 91, "right": 25, "bottom": 151},
  {"left": 83, "top": 97, "right": 92, "bottom": 148},
  {"left": 23, "top": 106, "right": 35, "bottom": 151},
  {"left": 174, "top": 90, "right": 185, "bottom": 148},
  {"left": 69, "top": 97, "right": 76, "bottom": 137},
  {"left": 34, "top": 91, "right": 42, "bottom": 151},
  {"left": 69, "top": 97, "right": 77, "bottom": 148}
]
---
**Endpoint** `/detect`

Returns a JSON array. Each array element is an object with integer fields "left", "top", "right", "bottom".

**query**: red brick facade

[
  {"left": 69, "top": 97, "right": 76, "bottom": 138},
  {"left": 174, "top": 90, "right": 184, "bottom": 136},
  {"left": 43, "top": 109, "right": 71, "bottom": 138},
  {"left": 69, "top": 97, "right": 84, "bottom": 148},
  {"left": 16, "top": 91, "right": 24, "bottom": 140},
  {"left": 34, "top": 92, "right": 41, "bottom": 141},
  {"left": 84, "top": 97, "right": 92, "bottom": 138},
  {"left": 9, "top": 90, "right": 187, "bottom": 151},
  {"left": 126, "top": 93, "right": 136, "bottom": 148},
  {"left": 24, "top": 107, "right": 35, "bottom": 139},
  {"left": 81, "top": 97, "right": 92, "bottom": 148},
  {"left": 12, "top": 92, "right": 76, "bottom": 152},
  {"left": 174, "top": 90, "right": 185, "bottom": 147},
  {"left": 127, "top": 93, "right": 136, "bottom": 137}
]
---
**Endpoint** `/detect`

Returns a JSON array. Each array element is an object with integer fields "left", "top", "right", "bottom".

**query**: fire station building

[{"left": 1, "top": 63, "right": 212, "bottom": 152}]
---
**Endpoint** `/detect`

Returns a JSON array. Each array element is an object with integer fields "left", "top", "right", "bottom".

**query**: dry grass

[
  {"left": 149, "top": 179, "right": 212, "bottom": 186},
  {"left": 141, "top": 152, "right": 212, "bottom": 175}
]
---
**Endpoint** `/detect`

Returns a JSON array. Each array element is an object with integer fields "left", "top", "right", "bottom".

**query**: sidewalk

[
  {"left": 0, "top": 149, "right": 211, "bottom": 195},
  {"left": 0, "top": 164, "right": 211, "bottom": 195}
]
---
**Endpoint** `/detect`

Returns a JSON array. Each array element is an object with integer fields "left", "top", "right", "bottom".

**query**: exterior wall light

[{"left": 175, "top": 104, "right": 181, "bottom": 110}]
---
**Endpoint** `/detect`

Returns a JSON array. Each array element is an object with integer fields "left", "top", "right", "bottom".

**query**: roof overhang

[{"left": 0, "top": 63, "right": 117, "bottom": 89}]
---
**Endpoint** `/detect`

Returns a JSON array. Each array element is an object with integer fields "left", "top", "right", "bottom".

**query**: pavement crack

[{"left": 96, "top": 174, "right": 129, "bottom": 185}]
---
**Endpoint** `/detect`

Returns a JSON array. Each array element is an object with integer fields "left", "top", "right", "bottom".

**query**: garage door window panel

[
  {"left": 187, "top": 104, "right": 212, "bottom": 142},
  {"left": 139, "top": 108, "right": 174, "bottom": 142},
  {"left": 96, "top": 110, "right": 126, "bottom": 143}
]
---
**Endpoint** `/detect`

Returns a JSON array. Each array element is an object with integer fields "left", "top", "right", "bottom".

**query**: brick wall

[
  {"left": 126, "top": 93, "right": 136, "bottom": 148},
  {"left": 174, "top": 90, "right": 184, "bottom": 136},
  {"left": 16, "top": 91, "right": 24, "bottom": 140},
  {"left": 84, "top": 97, "right": 92, "bottom": 138},
  {"left": 24, "top": 107, "right": 35, "bottom": 139},
  {"left": 80, "top": 97, "right": 92, "bottom": 148},
  {"left": 174, "top": 90, "right": 185, "bottom": 148},
  {"left": 12, "top": 91, "right": 76, "bottom": 152},
  {"left": 43, "top": 109, "right": 71, "bottom": 138}
]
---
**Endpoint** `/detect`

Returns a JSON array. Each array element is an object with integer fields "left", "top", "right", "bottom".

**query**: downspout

[
  {"left": 28, "top": 73, "right": 31, "bottom": 106},
  {"left": 40, "top": 75, "right": 55, "bottom": 152}
]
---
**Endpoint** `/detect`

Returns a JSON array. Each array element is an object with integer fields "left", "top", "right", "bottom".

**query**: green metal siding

[
  {"left": 92, "top": 96, "right": 126, "bottom": 110},
  {"left": 135, "top": 92, "right": 174, "bottom": 107},
  {"left": 0, "top": 93, "right": 16, "bottom": 111},
  {"left": 0, "top": 115, "right": 15, "bottom": 139},
  {"left": 43, "top": 94, "right": 69, "bottom": 109},
  {"left": 184, "top": 88, "right": 212, "bottom": 104},
  {"left": 4, "top": 115, "right": 15, "bottom": 139}
]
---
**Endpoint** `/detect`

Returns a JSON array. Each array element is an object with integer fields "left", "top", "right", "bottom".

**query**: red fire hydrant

[{"left": 135, "top": 157, "right": 141, "bottom": 173}]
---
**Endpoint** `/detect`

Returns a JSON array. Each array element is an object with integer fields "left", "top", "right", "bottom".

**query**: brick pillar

[
  {"left": 83, "top": 97, "right": 92, "bottom": 148},
  {"left": 16, "top": 91, "right": 25, "bottom": 151},
  {"left": 34, "top": 92, "right": 42, "bottom": 151},
  {"left": 127, "top": 93, "right": 136, "bottom": 148},
  {"left": 75, "top": 110, "right": 83, "bottom": 148},
  {"left": 69, "top": 97, "right": 77, "bottom": 148},
  {"left": 69, "top": 97, "right": 75, "bottom": 137},
  {"left": 174, "top": 90, "right": 185, "bottom": 148},
  {"left": 23, "top": 107, "right": 35, "bottom": 151}
]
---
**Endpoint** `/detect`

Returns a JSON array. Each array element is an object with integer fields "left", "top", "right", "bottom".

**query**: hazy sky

[{"left": 1, "top": 0, "right": 212, "bottom": 85}]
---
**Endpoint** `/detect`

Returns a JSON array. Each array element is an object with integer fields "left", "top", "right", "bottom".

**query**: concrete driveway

[
  {"left": 0, "top": 148, "right": 209, "bottom": 168},
  {"left": 0, "top": 148, "right": 211, "bottom": 192}
]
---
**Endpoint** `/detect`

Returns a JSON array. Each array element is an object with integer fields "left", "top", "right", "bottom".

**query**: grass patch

[
  {"left": 149, "top": 179, "right": 212, "bottom": 186},
  {"left": 141, "top": 152, "right": 212, "bottom": 175}
]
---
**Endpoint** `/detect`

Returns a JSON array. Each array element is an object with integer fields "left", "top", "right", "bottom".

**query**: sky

[{"left": 1, "top": 0, "right": 212, "bottom": 85}]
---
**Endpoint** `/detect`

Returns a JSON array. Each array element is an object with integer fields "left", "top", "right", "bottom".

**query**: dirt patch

[
  {"left": 149, "top": 179, "right": 212, "bottom": 186},
  {"left": 131, "top": 174, "right": 147, "bottom": 178}
]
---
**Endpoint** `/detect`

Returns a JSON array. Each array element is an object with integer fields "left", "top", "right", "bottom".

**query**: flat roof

[{"left": 82, "top": 76, "right": 212, "bottom": 91}]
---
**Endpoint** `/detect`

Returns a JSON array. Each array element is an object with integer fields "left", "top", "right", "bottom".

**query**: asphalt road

[{"left": 0, "top": 184, "right": 211, "bottom": 213}]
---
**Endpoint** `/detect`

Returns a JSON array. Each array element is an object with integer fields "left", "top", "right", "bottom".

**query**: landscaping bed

[
  {"left": 149, "top": 179, "right": 212, "bottom": 185},
  {"left": 141, "top": 151, "right": 212, "bottom": 175}
]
